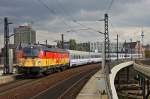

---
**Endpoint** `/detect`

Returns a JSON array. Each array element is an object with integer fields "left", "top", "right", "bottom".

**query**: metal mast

[
  {"left": 61, "top": 34, "right": 64, "bottom": 49},
  {"left": 104, "top": 13, "right": 110, "bottom": 74},
  {"left": 3, "top": 17, "right": 10, "bottom": 74},
  {"left": 141, "top": 30, "right": 144, "bottom": 46},
  {"left": 117, "top": 34, "right": 118, "bottom": 61}
]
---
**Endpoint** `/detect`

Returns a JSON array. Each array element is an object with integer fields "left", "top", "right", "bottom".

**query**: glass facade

[
  {"left": 14, "top": 26, "right": 36, "bottom": 46},
  {"left": 90, "top": 42, "right": 124, "bottom": 53}
]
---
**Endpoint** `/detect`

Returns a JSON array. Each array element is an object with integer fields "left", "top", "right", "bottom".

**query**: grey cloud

[
  {"left": 0, "top": 0, "right": 146, "bottom": 27},
  {"left": 0, "top": 0, "right": 150, "bottom": 46}
]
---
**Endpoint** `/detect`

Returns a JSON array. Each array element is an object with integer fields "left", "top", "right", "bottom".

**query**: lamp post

[
  {"left": 138, "top": 41, "right": 140, "bottom": 59},
  {"left": 114, "top": 34, "right": 119, "bottom": 61},
  {"left": 61, "top": 34, "right": 64, "bottom": 49},
  {"left": 117, "top": 34, "right": 118, "bottom": 61},
  {"left": 130, "top": 38, "right": 133, "bottom": 60},
  {"left": 45, "top": 40, "right": 47, "bottom": 47},
  {"left": 124, "top": 40, "right": 127, "bottom": 59}
]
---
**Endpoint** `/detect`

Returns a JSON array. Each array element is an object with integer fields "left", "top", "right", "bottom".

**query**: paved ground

[
  {"left": 76, "top": 70, "right": 108, "bottom": 99},
  {"left": 0, "top": 75, "right": 15, "bottom": 85},
  {"left": 0, "top": 67, "right": 16, "bottom": 85}
]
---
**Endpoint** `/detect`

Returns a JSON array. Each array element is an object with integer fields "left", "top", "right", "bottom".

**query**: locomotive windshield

[{"left": 23, "top": 47, "right": 39, "bottom": 57}]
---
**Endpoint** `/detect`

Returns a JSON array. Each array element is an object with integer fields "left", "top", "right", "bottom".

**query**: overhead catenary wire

[
  {"left": 37, "top": 0, "right": 56, "bottom": 14},
  {"left": 66, "top": 0, "right": 115, "bottom": 29},
  {"left": 109, "top": 19, "right": 118, "bottom": 35},
  {"left": 70, "top": 0, "right": 115, "bottom": 31},
  {"left": 36, "top": 0, "right": 114, "bottom": 35},
  {"left": 73, "top": 20, "right": 104, "bottom": 34},
  {"left": 105, "top": 0, "right": 115, "bottom": 14},
  {"left": 105, "top": 0, "right": 116, "bottom": 34},
  {"left": 55, "top": 0, "right": 104, "bottom": 34},
  {"left": 36, "top": 0, "right": 73, "bottom": 29},
  {"left": 55, "top": 0, "right": 75, "bottom": 21}
]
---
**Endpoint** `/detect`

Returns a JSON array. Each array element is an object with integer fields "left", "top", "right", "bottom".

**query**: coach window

[
  {"left": 99, "top": 55, "right": 101, "bottom": 58},
  {"left": 71, "top": 55, "right": 74, "bottom": 59},
  {"left": 75, "top": 55, "right": 77, "bottom": 59}
]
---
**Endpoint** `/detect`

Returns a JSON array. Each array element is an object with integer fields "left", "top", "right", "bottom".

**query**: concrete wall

[{"left": 109, "top": 61, "right": 134, "bottom": 99}]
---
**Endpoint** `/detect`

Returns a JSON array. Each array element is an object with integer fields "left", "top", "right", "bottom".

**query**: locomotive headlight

[{"left": 38, "top": 60, "right": 41, "bottom": 65}]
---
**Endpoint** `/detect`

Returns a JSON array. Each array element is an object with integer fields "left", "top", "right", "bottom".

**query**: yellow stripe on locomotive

[{"left": 17, "top": 58, "right": 69, "bottom": 67}]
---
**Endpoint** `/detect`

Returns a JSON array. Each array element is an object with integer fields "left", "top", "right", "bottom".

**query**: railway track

[
  {"left": 58, "top": 68, "right": 98, "bottom": 99},
  {"left": 0, "top": 74, "right": 46, "bottom": 96},
  {"left": 0, "top": 63, "right": 100, "bottom": 99},
  {"left": 32, "top": 65, "right": 99, "bottom": 99},
  {"left": 0, "top": 79, "right": 34, "bottom": 95}
]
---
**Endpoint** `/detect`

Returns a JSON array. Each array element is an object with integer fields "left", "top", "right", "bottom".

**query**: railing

[
  {"left": 109, "top": 61, "right": 134, "bottom": 99},
  {"left": 110, "top": 59, "right": 132, "bottom": 69},
  {"left": 134, "top": 60, "right": 150, "bottom": 78},
  {"left": 135, "top": 59, "right": 150, "bottom": 65}
]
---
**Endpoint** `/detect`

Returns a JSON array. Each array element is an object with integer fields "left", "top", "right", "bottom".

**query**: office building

[
  {"left": 14, "top": 25, "right": 36, "bottom": 46},
  {"left": 90, "top": 42, "right": 124, "bottom": 53}
]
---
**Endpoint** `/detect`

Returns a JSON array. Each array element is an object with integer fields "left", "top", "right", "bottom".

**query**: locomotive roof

[
  {"left": 43, "top": 47, "right": 68, "bottom": 53},
  {"left": 22, "top": 45, "right": 68, "bottom": 53}
]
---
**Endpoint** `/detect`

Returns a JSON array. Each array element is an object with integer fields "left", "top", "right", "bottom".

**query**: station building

[
  {"left": 89, "top": 41, "right": 145, "bottom": 57},
  {"left": 90, "top": 42, "right": 124, "bottom": 53}
]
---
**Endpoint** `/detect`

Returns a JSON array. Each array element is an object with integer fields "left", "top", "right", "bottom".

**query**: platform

[
  {"left": 0, "top": 75, "right": 15, "bottom": 85},
  {"left": 0, "top": 68, "right": 16, "bottom": 85},
  {"left": 76, "top": 70, "right": 108, "bottom": 99}
]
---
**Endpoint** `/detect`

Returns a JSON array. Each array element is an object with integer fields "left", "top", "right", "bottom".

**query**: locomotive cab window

[{"left": 23, "top": 47, "right": 39, "bottom": 57}]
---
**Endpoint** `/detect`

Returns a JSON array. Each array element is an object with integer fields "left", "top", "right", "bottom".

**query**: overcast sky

[{"left": 0, "top": 0, "right": 150, "bottom": 48}]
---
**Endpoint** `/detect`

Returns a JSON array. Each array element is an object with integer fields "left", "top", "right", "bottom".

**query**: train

[
  {"left": 15, "top": 45, "right": 101, "bottom": 74},
  {"left": 15, "top": 45, "right": 141, "bottom": 74}
]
